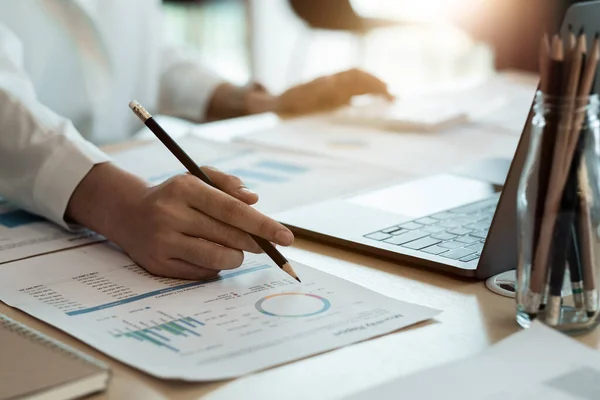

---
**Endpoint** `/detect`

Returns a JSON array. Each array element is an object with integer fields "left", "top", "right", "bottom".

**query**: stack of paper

[
  {"left": 111, "top": 135, "right": 402, "bottom": 215},
  {"left": 0, "top": 198, "right": 102, "bottom": 264},
  {"left": 346, "top": 321, "right": 600, "bottom": 399},
  {"left": 0, "top": 136, "right": 401, "bottom": 265},
  {"left": 0, "top": 244, "right": 440, "bottom": 380}
]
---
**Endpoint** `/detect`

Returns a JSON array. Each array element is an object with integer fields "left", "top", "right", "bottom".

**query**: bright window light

[{"left": 352, "top": 0, "right": 490, "bottom": 22}]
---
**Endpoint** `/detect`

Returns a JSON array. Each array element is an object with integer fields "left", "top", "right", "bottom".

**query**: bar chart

[{"left": 112, "top": 313, "right": 205, "bottom": 353}]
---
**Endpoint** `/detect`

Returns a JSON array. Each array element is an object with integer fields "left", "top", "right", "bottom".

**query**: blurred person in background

[
  {"left": 0, "top": 0, "right": 391, "bottom": 279},
  {"left": 292, "top": 0, "right": 583, "bottom": 72},
  {"left": 453, "top": 0, "right": 584, "bottom": 72}
]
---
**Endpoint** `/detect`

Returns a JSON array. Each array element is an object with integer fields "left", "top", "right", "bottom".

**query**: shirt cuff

[
  {"left": 159, "top": 60, "right": 225, "bottom": 122},
  {"left": 33, "top": 134, "right": 111, "bottom": 231}
]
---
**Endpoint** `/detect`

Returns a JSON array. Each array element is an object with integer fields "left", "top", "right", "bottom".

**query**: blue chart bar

[
  {"left": 227, "top": 168, "right": 288, "bottom": 183},
  {"left": 0, "top": 209, "right": 44, "bottom": 228},
  {"left": 255, "top": 160, "right": 308, "bottom": 174},
  {"left": 113, "top": 317, "right": 205, "bottom": 353},
  {"left": 147, "top": 149, "right": 255, "bottom": 184},
  {"left": 66, "top": 264, "right": 271, "bottom": 316}
]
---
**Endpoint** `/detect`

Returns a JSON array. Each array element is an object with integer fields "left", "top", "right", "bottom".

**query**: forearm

[
  {"left": 204, "top": 83, "right": 278, "bottom": 122},
  {"left": 66, "top": 163, "right": 149, "bottom": 243},
  {"left": 0, "top": 26, "right": 110, "bottom": 226}
]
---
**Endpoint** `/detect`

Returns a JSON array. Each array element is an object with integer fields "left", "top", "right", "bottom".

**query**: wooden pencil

[
  {"left": 539, "top": 33, "right": 551, "bottom": 93},
  {"left": 575, "top": 34, "right": 600, "bottom": 316},
  {"left": 525, "top": 36, "right": 565, "bottom": 315},
  {"left": 545, "top": 32, "right": 587, "bottom": 321},
  {"left": 128, "top": 101, "right": 301, "bottom": 283},
  {"left": 577, "top": 163, "right": 598, "bottom": 316}
]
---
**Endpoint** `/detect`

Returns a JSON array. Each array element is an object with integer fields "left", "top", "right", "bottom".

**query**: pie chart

[{"left": 255, "top": 293, "right": 331, "bottom": 318}]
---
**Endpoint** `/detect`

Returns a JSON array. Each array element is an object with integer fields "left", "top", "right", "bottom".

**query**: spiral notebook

[{"left": 0, "top": 314, "right": 110, "bottom": 400}]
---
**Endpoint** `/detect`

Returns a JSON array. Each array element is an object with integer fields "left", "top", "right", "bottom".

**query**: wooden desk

[{"left": 2, "top": 96, "right": 599, "bottom": 400}]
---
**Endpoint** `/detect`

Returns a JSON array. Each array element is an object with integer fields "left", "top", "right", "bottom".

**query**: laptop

[{"left": 273, "top": 2, "right": 600, "bottom": 280}]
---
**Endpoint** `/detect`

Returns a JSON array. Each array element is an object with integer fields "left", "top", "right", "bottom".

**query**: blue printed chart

[
  {"left": 0, "top": 198, "right": 102, "bottom": 264},
  {"left": 0, "top": 209, "right": 45, "bottom": 229},
  {"left": 0, "top": 244, "right": 438, "bottom": 380},
  {"left": 111, "top": 312, "right": 204, "bottom": 353},
  {"left": 255, "top": 293, "right": 331, "bottom": 318},
  {"left": 147, "top": 158, "right": 309, "bottom": 189},
  {"left": 112, "top": 136, "right": 399, "bottom": 215}
]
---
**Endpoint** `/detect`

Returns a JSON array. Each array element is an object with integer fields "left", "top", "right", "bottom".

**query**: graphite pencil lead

[{"left": 282, "top": 262, "right": 301, "bottom": 283}]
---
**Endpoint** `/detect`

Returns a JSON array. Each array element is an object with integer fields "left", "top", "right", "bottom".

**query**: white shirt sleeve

[
  {"left": 158, "top": 44, "right": 226, "bottom": 122},
  {"left": 0, "top": 24, "right": 110, "bottom": 230}
]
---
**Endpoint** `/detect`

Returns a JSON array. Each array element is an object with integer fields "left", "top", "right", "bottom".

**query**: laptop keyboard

[{"left": 363, "top": 195, "right": 499, "bottom": 263}]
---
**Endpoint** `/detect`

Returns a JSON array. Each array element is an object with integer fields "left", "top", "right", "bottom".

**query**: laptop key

[
  {"left": 402, "top": 237, "right": 441, "bottom": 250},
  {"left": 422, "top": 225, "right": 446, "bottom": 234},
  {"left": 431, "top": 232, "right": 457, "bottom": 241},
  {"left": 439, "top": 220, "right": 463, "bottom": 228},
  {"left": 364, "top": 232, "right": 392, "bottom": 241},
  {"left": 415, "top": 217, "right": 438, "bottom": 225},
  {"left": 454, "top": 236, "right": 480, "bottom": 244},
  {"left": 439, "top": 241, "right": 464, "bottom": 249},
  {"left": 473, "top": 215, "right": 493, "bottom": 223},
  {"left": 471, "top": 230, "right": 489, "bottom": 239},
  {"left": 466, "top": 222, "right": 491, "bottom": 231},
  {"left": 421, "top": 245, "right": 449, "bottom": 255},
  {"left": 447, "top": 227, "right": 473, "bottom": 236},
  {"left": 466, "top": 242, "right": 484, "bottom": 252},
  {"left": 460, "top": 254, "right": 480, "bottom": 262},
  {"left": 391, "top": 228, "right": 409, "bottom": 236},
  {"left": 399, "top": 222, "right": 422, "bottom": 230},
  {"left": 430, "top": 212, "right": 455, "bottom": 220},
  {"left": 383, "top": 230, "right": 429, "bottom": 245},
  {"left": 381, "top": 226, "right": 401, "bottom": 234},
  {"left": 441, "top": 248, "right": 476, "bottom": 260}
]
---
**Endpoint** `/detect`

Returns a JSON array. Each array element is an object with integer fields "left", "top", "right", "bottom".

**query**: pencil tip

[
  {"left": 282, "top": 262, "right": 301, "bottom": 283},
  {"left": 568, "top": 24, "right": 573, "bottom": 32},
  {"left": 579, "top": 26, "right": 585, "bottom": 36},
  {"left": 596, "top": 32, "right": 599, "bottom": 40}
]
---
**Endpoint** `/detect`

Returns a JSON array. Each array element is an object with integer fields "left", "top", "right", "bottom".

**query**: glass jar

[{"left": 516, "top": 91, "right": 600, "bottom": 333}]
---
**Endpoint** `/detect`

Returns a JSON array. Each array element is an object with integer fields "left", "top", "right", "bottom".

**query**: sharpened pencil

[{"left": 128, "top": 100, "right": 301, "bottom": 283}]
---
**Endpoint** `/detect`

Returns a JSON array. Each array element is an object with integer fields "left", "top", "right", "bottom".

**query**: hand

[
  {"left": 67, "top": 163, "right": 295, "bottom": 280},
  {"left": 276, "top": 68, "right": 393, "bottom": 115}
]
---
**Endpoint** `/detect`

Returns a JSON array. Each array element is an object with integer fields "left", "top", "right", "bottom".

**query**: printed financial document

[
  {"left": 346, "top": 321, "right": 600, "bottom": 399},
  {"left": 0, "top": 244, "right": 439, "bottom": 381},
  {"left": 0, "top": 198, "right": 102, "bottom": 264},
  {"left": 112, "top": 136, "right": 401, "bottom": 215}
]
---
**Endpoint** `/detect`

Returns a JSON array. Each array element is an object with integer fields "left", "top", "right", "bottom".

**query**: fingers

[
  {"left": 180, "top": 177, "right": 294, "bottom": 246},
  {"left": 337, "top": 68, "right": 393, "bottom": 99},
  {"left": 151, "top": 258, "right": 221, "bottom": 281},
  {"left": 175, "top": 206, "right": 262, "bottom": 254},
  {"left": 200, "top": 166, "right": 258, "bottom": 205},
  {"left": 276, "top": 69, "right": 392, "bottom": 115},
  {"left": 171, "top": 235, "right": 245, "bottom": 271}
]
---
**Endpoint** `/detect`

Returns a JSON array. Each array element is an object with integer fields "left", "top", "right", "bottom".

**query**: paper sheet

[
  {"left": 0, "top": 198, "right": 102, "bottom": 264},
  {"left": 111, "top": 136, "right": 402, "bottom": 214},
  {"left": 0, "top": 244, "right": 440, "bottom": 381},
  {"left": 330, "top": 73, "right": 535, "bottom": 135},
  {"left": 237, "top": 117, "right": 520, "bottom": 177},
  {"left": 346, "top": 321, "right": 600, "bottom": 399}
]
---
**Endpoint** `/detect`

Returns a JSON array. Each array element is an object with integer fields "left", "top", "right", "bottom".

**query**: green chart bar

[{"left": 114, "top": 317, "right": 204, "bottom": 352}]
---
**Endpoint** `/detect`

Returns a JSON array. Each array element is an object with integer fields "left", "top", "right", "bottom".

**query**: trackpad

[{"left": 346, "top": 174, "right": 500, "bottom": 218}]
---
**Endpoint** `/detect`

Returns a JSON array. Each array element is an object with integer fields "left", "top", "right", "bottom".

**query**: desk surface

[{"left": 4, "top": 76, "right": 599, "bottom": 400}]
